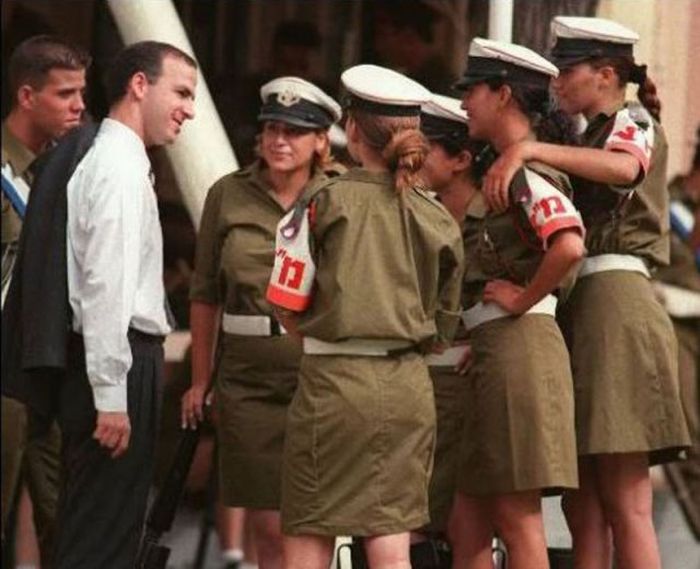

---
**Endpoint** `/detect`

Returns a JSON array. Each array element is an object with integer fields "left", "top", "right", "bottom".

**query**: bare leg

[
  {"left": 596, "top": 453, "right": 660, "bottom": 569},
  {"left": 562, "top": 457, "right": 613, "bottom": 569},
  {"left": 490, "top": 491, "right": 548, "bottom": 569},
  {"left": 249, "top": 509, "right": 284, "bottom": 569},
  {"left": 448, "top": 492, "right": 494, "bottom": 569},
  {"left": 364, "top": 532, "right": 411, "bottom": 569},
  {"left": 217, "top": 505, "right": 246, "bottom": 566},
  {"left": 283, "top": 534, "right": 334, "bottom": 569}
]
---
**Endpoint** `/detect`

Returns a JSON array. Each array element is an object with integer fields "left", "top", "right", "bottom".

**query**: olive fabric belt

[
  {"left": 462, "top": 293, "right": 558, "bottom": 332},
  {"left": 578, "top": 254, "right": 650, "bottom": 279},
  {"left": 302, "top": 337, "right": 415, "bottom": 357},
  {"left": 221, "top": 314, "right": 287, "bottom": 336}
]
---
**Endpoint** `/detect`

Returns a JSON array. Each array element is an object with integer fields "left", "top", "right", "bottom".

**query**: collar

[
  {"left": 99, "top": 118, "right": 150, "bottom": 174},
  {"left": 465, "top": 191, "right": 488, "bottom": 220},
  {"left": 345, "top": 167, "right": 394, "bottom": 185},
  {"left": 2, "top": 122, "right": 37, "bottom": 180}
]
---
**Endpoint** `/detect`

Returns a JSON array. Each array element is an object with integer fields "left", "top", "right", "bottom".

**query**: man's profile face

[
  {"left": 24, "top": 68, "right": 86, "bottom": 140},
  {"left": 142, "top": 55, "right": 197, "bottom": 147}
]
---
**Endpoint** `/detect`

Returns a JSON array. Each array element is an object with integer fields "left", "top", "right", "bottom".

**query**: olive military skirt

[
  {"left": 557, "top": 271, "right": 691, "bottom": 464},
  {"left": 424, "top": 364, "right": 469, "bottom": 532},
  {"left": 281, "top": 352, "right": 435, "bottom": 536},
  {"left": 214, "top": 333, "right": 301, "bottom": 509},
  {"left": 457, "top": 314, "right": 578, "bottom": 495}
]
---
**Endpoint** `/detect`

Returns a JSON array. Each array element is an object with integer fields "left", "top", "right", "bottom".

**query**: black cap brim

[{"left": 257, "top": 111, "right": 324, "bottom": 129}]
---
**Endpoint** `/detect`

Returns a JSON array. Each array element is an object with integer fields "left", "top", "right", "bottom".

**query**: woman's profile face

[
  {"left": 260, "top": 120, "right": 324, "bottom": 173},
  {"left": 460, "top": 83, "right": 500, "bottom": 142},
  {"left": 422, "top": 141, "right": 458, "bottom": 192},
  {"left": 551, "top": 63, "right": 600, "bottom": 117}
]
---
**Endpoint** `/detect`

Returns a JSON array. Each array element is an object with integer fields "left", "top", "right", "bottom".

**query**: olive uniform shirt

[
  {"left": 462, "top": 162, "right": 582, "bottom": 308},
  {"left": 2, "top": 122, "right": 36, "bottom": 284},
  {"left": 190, "top": 160, "right": 332, "bottom": 313},
  {"left": 295, "top": 168, "right": 465, "bottom": 346},
  {"left": 573, "top": 103, "right": 669, "bottom": 268}
]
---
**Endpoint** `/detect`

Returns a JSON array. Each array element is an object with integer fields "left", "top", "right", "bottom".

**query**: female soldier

[
  {"left": 451, "top": 38, "right": 585, "bottom": 569},
  {"left": 181, "top": 77, "right": 341, "bottom": 569},
  {"left": 416, "top": 95, "right": 485, "bottom": 558},
  {"left": 267, "top": 64, "right": 465, "bottom": 569},
  {"left": 481, "top": 17, "right": 691, "bottom": 569}
]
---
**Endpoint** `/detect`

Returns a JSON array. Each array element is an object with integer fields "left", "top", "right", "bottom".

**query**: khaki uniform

[
  {"left": 1, "top": 123, "right": 61, "bottom": 560},
  {"left": 190, "top": 161, "right": 331, "bottom": 508},
  {"left": 282, "top": 168, "right": 464, "bottom": 536},
  {"left": 457, "top": 163, "right": 580, "bottom": 496},
  {"left": 424, "top": 327, "right": 470, "bottom": 533},
  {"left": 557, "top": 106, "right": 691, "bottom": 463}
]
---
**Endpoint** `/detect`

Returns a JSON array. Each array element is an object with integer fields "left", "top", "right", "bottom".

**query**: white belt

[
  {"left": 652, "top": 283, "right": 700, "bottom": 318},
  {"left": 578, "top": 254, "right": 650, "bottom": 279},
  {"left": 221, "top": 314, "right": 287, "bottom": 336},
  {"left": 303, "top": 337, "right": 414, "bottom": 357},
  {"left": 462, "top": 294, "right": 558, "bottom": 332},
  {"left": 425, "top": 345, "right": 466, "bottom": 367}
]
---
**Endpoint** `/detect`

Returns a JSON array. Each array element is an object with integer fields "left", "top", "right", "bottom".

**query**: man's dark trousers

[{"left": 53, "top": 330, "right": 163, "bottom": 569}]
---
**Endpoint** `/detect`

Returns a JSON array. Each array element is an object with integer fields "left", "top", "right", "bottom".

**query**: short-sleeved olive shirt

[
  {"left": 573, "top": 103, "right": 670, "bottom": 267},
  {"left": 295, "top": 168, "right": 465, "bottom": 345},
  {"left": 1, "top": 122, "right": 36, "bottom": 247},
  {"left": 190, "top": 160, "right": 330, "bottom": 315},
  {"left": 462, "top": 162, "right": 581, "bottom": 309}
]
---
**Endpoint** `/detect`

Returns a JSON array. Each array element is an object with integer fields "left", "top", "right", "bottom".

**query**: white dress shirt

[{"left": 67, "top": 118, "right": 171, "bottom": 413}]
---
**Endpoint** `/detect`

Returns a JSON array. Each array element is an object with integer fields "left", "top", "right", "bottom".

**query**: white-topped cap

[
  {"left": 342, "top": 64, "right": 431, "bottom": 116},
  {"left": 551, "top": 16, "right": 639, "bottom": 44},
  {"left": 259, "top": 76, "right": 341, "bottom": 128},
  {"left": 422, "top": 94, "right": 468, "bottom": 124}
]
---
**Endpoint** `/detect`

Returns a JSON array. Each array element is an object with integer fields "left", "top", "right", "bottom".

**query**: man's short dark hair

[
  {"left": 105, "top": 41, "right": 197, "bottom": 107},
  {"left": 8, "top": 35, "right": 91, "bottom": 101}
]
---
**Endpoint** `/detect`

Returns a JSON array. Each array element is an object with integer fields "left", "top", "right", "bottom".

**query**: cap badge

[{"left": 277, "top": 88, "right": 301, "bottom": 107}]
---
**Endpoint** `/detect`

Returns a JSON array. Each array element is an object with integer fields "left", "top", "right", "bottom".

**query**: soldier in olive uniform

[
  {"left": 1, "top": 36, "right": 88, "bottom": 565},
  {"left": 482, "top": 17, "right": 691, "bottom": 569},
  {"left": 450, "top": 39, "right": 585, "bottom": 569},
  {"left": 266, "top": 64, "right": 464, "bottom": 569},
  {"left": 416, "top": 95, "right": 485, "bottom": 552},
  {"left": 656, "top": 135, "right": 700, "bottom": 540},
  {"left": 181, "top": 77, "right": 342, "bottom": 569}
]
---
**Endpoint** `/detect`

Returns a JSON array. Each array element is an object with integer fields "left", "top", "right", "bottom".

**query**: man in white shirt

[{"left": 55, "top": 41, "right": 196, "bottom": 569}]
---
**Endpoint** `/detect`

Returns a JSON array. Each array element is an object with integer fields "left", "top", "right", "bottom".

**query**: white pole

[
  {"left": 106, "top": 0, "right": 238, "bottom": 229},
  {"left": 488, "top": 0, "right": 514, "bottom": 42}
]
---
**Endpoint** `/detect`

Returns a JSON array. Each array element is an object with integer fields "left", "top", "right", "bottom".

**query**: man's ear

[
  {"left": 129, "top": 71, "right": 150, "bottom": 100},
  {"left": 16, "top": 85, "right": 35, "bottom": 111},
  {"left": 453, "top": 149, "right": 473, "bottom": 174}
]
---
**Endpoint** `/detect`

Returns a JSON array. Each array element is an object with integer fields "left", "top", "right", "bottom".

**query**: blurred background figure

[
  {"left": 367, "top": 0, "right": 455, "bottom": 95},
  {"left": 655, "top": 126, "right": 700, "bottom": 542}
]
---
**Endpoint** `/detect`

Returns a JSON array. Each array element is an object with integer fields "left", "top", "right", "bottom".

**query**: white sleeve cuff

[{"left": 91, "top": 383, "right": 128, "bottom": 413}]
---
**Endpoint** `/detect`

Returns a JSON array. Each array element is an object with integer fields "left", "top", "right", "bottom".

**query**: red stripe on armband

[{"left": 266, "top": 284, "right": 312, "bottom": 312}]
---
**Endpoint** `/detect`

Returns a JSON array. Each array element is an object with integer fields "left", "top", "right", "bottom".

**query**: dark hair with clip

[
  {"left": 589, "top": 56, "right": 661, "bottom": 122},
  {"left": 484, "top": 78, "right": 579, "bottom": 146}
]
